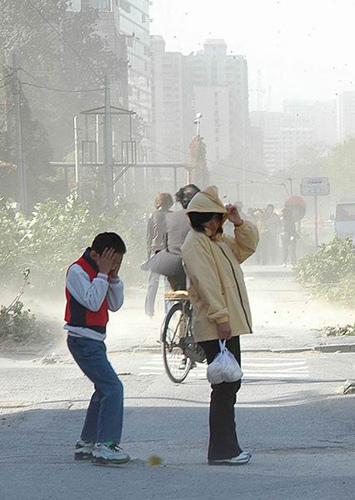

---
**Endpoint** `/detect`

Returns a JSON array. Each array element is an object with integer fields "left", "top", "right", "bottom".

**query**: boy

[{"left": 65, "top": 232, "right": 130, "bottom": 466}]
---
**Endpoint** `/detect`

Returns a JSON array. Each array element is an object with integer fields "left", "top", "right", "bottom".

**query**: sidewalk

[
  {"left": 11, "top": 266, "right": 354, "bottom": 359},
  {"left": 103, "top": 266, "right": 355, "bottom": 354}
]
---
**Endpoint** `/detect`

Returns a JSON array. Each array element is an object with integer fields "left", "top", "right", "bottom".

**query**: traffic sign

[{"left": 301, "top": 177, "right": 330, "bottom": 196}]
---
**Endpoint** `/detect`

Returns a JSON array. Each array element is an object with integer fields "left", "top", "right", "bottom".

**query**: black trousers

[{"left": 199, "top": 336, "right": 242, "bottom": 460}]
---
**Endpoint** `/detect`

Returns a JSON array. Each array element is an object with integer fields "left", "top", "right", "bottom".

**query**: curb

[
  {"left": 244, "top": 271, "right": 294, "bottom": 279},
  {"left": 311, "top": 344, "right": 355, "bottom": 353},
  {"left": 109, "top": 343, "right": 355, "bottom": 355},
  {"left": 244, "top": 344, "right": 355, "bottom": 354}
]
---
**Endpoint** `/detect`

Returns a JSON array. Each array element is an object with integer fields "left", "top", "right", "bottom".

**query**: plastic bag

[{"left": 207, "top": 340, "right": 243, "bottom": 384}]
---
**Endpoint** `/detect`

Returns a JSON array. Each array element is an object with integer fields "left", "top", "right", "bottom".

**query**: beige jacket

[{"left": 181, "top": 186, "right": 259, "bottom": 342}]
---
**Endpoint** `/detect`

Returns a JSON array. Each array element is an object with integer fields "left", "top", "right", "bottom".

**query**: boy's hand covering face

[
  {"left": 109, "top": 253, "right": 124, "bottom": 278},
  {"left": 97, "top": 248, "right": 116, "bottom": 275}
]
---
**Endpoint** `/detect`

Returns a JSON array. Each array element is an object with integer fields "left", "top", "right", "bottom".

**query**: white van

[{"left": 335, "top": 202, "right": 355, "bottom": 241}]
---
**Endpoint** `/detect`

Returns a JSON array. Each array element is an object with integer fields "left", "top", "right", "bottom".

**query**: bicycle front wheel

[{"left": 162, "top": 302, "right": 192, "bottom": 383}]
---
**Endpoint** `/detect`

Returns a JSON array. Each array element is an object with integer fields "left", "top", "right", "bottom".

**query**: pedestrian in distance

[
  {"left": 280, "top": 206, "right": 298, "bottom": 266},
  {"left": 264, "top": 204, "right": 280, "bottom": 264},
  {"left": 65, "top": 232, "right": 130, "bottom": 466},
  {"left": 145, "top": 192, "right": 174, "bottom": 317},
  {"left": 181, "top": 186, "right": 259, "bottom": 466},
  {"left": 254, "top": 208, "right": 269, "bottom": 265}
]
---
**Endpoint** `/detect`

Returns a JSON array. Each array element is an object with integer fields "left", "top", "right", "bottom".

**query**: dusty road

[
  {"left": 0, "top": 349, "right": 354, "bottom": 500},
  {"left": 1, "top": 270, "right": 354, "bottom": 499}
]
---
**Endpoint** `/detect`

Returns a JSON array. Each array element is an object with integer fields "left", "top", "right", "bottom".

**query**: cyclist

[
  {"left": 145, "top": 192, "right": 174, "bottom": 317},
  {"left": 142, "top": 184, "right": 200, "bottom": 290}
]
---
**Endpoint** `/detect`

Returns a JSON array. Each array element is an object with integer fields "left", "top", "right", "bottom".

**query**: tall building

[
  {"left": 284, "top": 99, "right": 337, "bottom": 146},
  {"left": 119, "top": 0, "right": 152, "bottom": 131},
  {"left": 68, "top": 0, "right": 128, "bottom": 107},
  {"left": 70, "top": 1, "right": 151, "bottom": 124},
  {"left": 251, "top": 99, "right": 338, "bottom": 173},
  {"left": 150, "top": 36, "right": 192, "bottom": 163},
  {"left": 339, "top": 91, "right": 355, "bottom": 141},
  {"left": 250, "top": 111, "right": 284, "bottom": 172},
  {"left": 186, "top": 40, "right": 250, "bottom": 167},
  {"left": 281, "top": 126, "right": 315, "bottom": 169},
  {"left": 194, "top": 86, "right": 230, "bottom": 162}
]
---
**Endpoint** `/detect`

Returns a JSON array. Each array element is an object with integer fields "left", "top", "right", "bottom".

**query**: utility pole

[
  {"left": 314, "top": 195, "right": 319, "bottom": 247},
  {"left": 73, "top": 115, "right": 81, "bottom": 197},
  {"left": 12, "top": 53, "right": 27, "bottom": 213},
  {"left": 104, "top": 76, "right": 114, "bottom": 211}
]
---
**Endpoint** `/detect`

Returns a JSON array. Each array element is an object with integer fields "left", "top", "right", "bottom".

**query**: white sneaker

[
  {"left": 74, "top": 439, "right": 94, "bottom": 461},
  {"left": 208, "top": 451, "right": 252, "bottom": 466},
  {"left": 92, "top": 441, "right": 130, "bottom": 466}
]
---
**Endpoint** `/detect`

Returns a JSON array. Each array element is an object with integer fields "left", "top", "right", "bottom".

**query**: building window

[
  {"left": 142, "top": 13, "right": 146, "bottom": 23},
  {"left": 89, "top": 0, "right": 111, "bottom": 10},
  {"left": 121, "top": 0, "right": 131, "bottom": 12},
  {"left": 67, "top": 0, "right": 81, "bottom": 10}
]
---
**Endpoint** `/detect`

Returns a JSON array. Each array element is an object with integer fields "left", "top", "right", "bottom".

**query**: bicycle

[{"left": 161, "top": 290, "right": 206, "bottom": 383}]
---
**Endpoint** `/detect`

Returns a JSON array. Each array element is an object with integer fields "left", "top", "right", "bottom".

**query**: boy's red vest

[{"left": 65, "top": 249, "right": 108, "bottom": 334}]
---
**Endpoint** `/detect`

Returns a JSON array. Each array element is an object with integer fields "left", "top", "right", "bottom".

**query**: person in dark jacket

[{"left": 280, "top": 206, "right": 298, "bottom": 266}]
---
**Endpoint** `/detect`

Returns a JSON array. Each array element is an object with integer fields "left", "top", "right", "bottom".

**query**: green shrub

[
  {"left": 0, "top": 193, "right": 147, "bottom": 294},
  {"left": 0, "top": 270, "right": 50, "bottom": 345},
  {"left": 323, "top": 324, "right": 355, "bottom": 336},
  {"left": 294, "top": 237, "right": 355, "bottom": 305},
  {"left": 0, "top": 199, "right": 29, "bottom": 286}
]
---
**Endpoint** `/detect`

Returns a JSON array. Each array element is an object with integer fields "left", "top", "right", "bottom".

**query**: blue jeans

[{"left": 67, "top": 336, "right": 124, "bottom": 444}]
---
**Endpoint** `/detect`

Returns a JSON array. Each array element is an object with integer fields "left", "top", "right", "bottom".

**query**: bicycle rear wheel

[{"left": 162, "top": 302, "right": 192, "bottom": 383}]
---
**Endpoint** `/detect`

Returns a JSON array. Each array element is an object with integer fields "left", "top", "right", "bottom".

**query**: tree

[
  {"left": 0, "top": 1, "right": 118, "bottom": 204},
  {"left": 290, "top": 139, "right": 355, "bottom": 200},
  {"left": 323, "top": 139, "right": 355, "bottom": 200}
]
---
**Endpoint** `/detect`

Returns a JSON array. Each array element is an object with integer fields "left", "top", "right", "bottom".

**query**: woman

[
  {"left": 145, "top": 192, "right": 173, "bottom": 317},
  {"left": 181, "top": 186, "right": 259, "bottom": 466}
]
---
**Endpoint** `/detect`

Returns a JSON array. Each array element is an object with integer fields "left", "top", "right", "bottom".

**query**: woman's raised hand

[{"left": 226, "top": 204, "right": 243, "bottom": 226}]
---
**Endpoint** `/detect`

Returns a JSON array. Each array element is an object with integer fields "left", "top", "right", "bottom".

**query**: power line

[
  {"left": 0, "top": 72, "right": 13, "bottom": 83},
  {"left": 210, "top": 167, "right": 284, "bottom": 188},
  {"left": 21, "top": 81, "right": 104, "bottom": 94},
  {"left": 146, "top": 143, "right": 283, "bottom": 188},
  {"left": 146, "top": 136, "right": 290, "bottom": 182},
  {"left": 19, "top": 66, "right": 82, "bottom": 149},
  {"left": 25, "top": 0, "right": 104, "bottom": 83},
  {"left": 0, "top": 80, "right": 11, "bottom": 91}
]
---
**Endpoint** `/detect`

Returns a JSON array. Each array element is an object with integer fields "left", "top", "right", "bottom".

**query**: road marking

[{"left": 137, "top": 355, "right": 309, "bottom": 380}]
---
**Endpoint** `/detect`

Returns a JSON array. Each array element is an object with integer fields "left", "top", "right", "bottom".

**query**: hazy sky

[{"left": 151, "top": 0, "right": 355, "bottom": 111}]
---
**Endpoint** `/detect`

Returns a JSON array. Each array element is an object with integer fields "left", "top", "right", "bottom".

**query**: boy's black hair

[
  {"left": 188, "top": 212, "right": 223, "bottom": 233},
  {"left": 91, "top": 232, "right": 126, "bottom": 255}
]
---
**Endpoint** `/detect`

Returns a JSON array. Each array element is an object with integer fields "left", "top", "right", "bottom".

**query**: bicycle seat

[{"left": 164, "top": 290, "right": 189, "bottom": 300}]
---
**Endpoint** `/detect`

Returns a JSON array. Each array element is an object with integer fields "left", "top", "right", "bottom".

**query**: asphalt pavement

[
  {"left": 0, "top": 350, "right": 354, "bottom": 500},
  {"left": 1, "top": 267, "right": 354, "bottom": 499}
]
